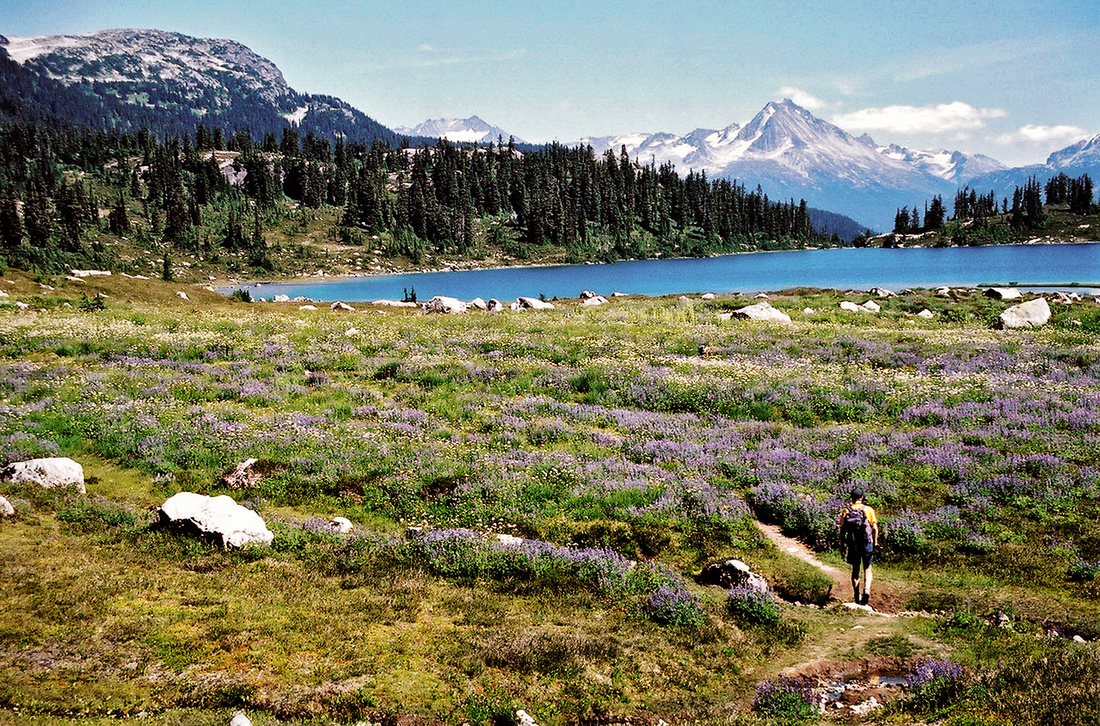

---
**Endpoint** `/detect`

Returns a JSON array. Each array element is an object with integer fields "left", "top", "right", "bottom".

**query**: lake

[{"left": 228, "top": 242, "right": 1100, "bottom": 302}]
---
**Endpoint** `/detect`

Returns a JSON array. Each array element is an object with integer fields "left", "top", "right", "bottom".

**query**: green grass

[{"left": 1, "top": 284, "right": 1099, "bottom": 724}]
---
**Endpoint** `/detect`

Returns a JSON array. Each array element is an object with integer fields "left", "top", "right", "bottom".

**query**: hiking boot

[{"left": 860, "top": 592, "right": 870, "bottom": 606}]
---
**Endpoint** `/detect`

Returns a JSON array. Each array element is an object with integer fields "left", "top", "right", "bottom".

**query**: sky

[{"left": 1, "top": 0, "right": 1097, "bottom": 166}]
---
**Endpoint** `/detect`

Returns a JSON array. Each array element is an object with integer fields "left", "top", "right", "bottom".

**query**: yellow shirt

[{"left": 838, "top": 503, "right": 878, "bottom": 542}]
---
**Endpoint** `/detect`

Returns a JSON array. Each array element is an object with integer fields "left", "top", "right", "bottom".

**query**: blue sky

[{"left": 2, "top": 0, "right": 1097, "bottom": 165}]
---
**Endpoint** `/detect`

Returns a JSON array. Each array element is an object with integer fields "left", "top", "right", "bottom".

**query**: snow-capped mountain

[
  {"left": 0, "top": 29, "right": 398, "bottom": 144},
  {"left": 962, "top": 133, "right": 1100, "bottom": 202},
  {"left": 396, "top": 116, "right": 525, "bottom": 145},
  {"left": 573, "top": 100, "right": 1006, "bottom": 230}
]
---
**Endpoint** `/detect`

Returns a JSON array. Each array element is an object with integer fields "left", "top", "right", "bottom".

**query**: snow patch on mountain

[
  {"left": 396, "top": 116, "right": 524, "bottom": 144},
  {"left": 284, "top": 105, "right": 309, "bottom": 126}
]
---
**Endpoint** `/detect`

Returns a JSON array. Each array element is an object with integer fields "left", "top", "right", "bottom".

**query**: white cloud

[
  {"left": 995, "top": 124, "right": 1089, "bottom": 145},
  {"left": 832, "top": 102, "right": 1007, "bottom": 134},
  {"left": 776, "top": 86, "right": 827, "bottom": 111}
]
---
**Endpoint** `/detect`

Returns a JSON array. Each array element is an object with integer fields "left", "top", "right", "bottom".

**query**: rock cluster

[{"left": 695, "top": 559, "right": 769, "bottom": 593}]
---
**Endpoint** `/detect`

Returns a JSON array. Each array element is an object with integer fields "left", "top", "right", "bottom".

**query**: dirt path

[{"left": 754, "top": 521, "right": 900, "bottom": 613}]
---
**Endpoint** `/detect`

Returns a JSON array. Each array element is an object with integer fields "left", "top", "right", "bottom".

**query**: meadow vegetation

[{"left": 1, "top": 277, "right": 1099, "bottom": 724}]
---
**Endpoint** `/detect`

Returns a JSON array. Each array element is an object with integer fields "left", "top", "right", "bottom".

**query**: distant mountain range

[
  {"left": 3, "top": 28, "right": 1096, "bottom": 234},
  {"left": 395, "top": 116, "right": 525, "bottom": 145}
]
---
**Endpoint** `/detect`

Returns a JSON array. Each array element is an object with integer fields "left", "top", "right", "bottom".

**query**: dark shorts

[{"left": 847, "top": 548, "right": 874, "bottom": 569}]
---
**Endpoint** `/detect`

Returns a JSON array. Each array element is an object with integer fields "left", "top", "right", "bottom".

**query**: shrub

[
  {"left": 753, "top": 675, "right": 817, "bottom": 722},
  {"left": 229, "top": 288, "right": 252, "bottom": 302},
  {"left": 646, "top": 583, "right": 705, "bottom": 628},
  {"left": 727, "top": 583, "right": 781, "bottom": 625},
  {"left": 902, "top": 658, "right": 965, "bottom": 716}
]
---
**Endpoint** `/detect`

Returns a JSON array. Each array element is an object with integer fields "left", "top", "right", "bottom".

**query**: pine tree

[
  {"left": 0, "top": 192, "right": 23, "bottom": 249},
  {"left": 108, "top": 192, "right": 130, "bottom": 235}
]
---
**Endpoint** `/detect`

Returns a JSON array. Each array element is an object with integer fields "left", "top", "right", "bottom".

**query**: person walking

[{"left": 838, "top": 489, "right": 878, "bottom": 605}]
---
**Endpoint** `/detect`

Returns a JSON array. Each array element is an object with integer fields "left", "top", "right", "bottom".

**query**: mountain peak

[{"left": 395, "top": 116, "right": 525, "bottom": 144}]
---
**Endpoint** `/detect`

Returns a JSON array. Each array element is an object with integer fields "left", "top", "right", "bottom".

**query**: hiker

[{"left": 838, "top": 489, "right": 878, "bottom": 605}]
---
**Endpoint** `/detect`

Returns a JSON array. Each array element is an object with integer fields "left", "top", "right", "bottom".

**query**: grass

[{"left": 1, "top": 281, "right": 1099, "bottom": 723}]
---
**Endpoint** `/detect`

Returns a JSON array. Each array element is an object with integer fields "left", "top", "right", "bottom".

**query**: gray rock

[
  {"left": 158, "top": 492, "right": 273, "bottom": 548},
  {"left": 727, "top": 301, "right": 791, "bottom": 323},
  {"left": 0, "top": 495, "right": 14, "bottom": 517},
  {"left": 985, "top": 287, "right": 1022, "bottom": 300},
  {"left": 2, "top": 457, "right": 85, "bottom": 493},
  {"left": 999, "top": 297, "right": 1051, "bottom": 328},
  {"left": 696, "top": 559, "right": 769, "bottom": 592}
]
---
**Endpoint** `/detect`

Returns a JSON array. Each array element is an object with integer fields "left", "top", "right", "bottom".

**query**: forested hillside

[{"left": 0, "top": 122, "right": 832, "bottom": 280}]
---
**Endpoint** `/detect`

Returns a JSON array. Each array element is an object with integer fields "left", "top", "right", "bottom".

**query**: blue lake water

[{"left": 229, "top": 242, "right": 1100, "bottom": 302}]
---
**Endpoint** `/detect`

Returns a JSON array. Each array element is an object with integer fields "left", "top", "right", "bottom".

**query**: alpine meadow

[{"left": 1, "top": 15, "right": 1100, "bottom": 726}]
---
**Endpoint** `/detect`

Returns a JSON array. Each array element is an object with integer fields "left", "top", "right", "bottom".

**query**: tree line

[
  {"left": 0, "top": 121, "right": 832, "bottom": 276},
  {"left": 893, "top": 173, "right": 1097, "bottom": 235}
]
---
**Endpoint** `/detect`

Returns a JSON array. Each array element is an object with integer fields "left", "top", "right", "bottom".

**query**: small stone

[
  {"left": 331, "top": 517, "right": 353, "bottom": 533},
  {"left": 176, "top": 291, "right": 189, "bottom": 301},
  {"left": 229, "top": 714, "right": 252, "bottom": 726},
  {"left": 0, "top": 495, "right": 14, "bottom": 517}
]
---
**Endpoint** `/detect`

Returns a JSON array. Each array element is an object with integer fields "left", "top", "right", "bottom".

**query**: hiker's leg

[
  {"left": 850, "top": 562, "right": 861, "bottom": 601},
  {"left": 863, "top": 565, "right": 873, "bottom": 596}
]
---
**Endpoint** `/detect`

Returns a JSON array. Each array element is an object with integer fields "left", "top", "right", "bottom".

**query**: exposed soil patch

[{"left": 788, "top": 657, "right": 913, "bottom": 723}]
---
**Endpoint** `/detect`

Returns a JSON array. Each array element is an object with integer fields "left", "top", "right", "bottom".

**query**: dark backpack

[{"left": 843, "top": 506, "right": 873, "bottom": 549}]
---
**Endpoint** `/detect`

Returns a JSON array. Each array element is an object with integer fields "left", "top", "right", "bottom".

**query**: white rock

[
  {"left": 582, "top": 295, "right": 609, "bottom": 305},
  {"left": 839, "top": 300, "right": 861, "bottom": 312},
  {"left": 516, "top": 710, "right": 538, "bottom": 726},
  {"left": 371, "top": 299, "right": 416, "bottom": 307},
  {"left": 0, "top": 495, "right": 14, "bottom": 517},
  {"left": 701, "top": 292, "right": 716, "bottom": 300},
  {"left": 579, "top": 290, "right": 598, "bottom": 299},
  {"left": 1073, "top": 635, "right": 1087, "bottom": 644},
  {"left": 298, "top": 305, "right": 318, "bottom": 311},
  {"left": 70, "top": 269, "right": 111, "bottom": 277},
  {"left": 331, "top": 301, "right": 356, "bottom": 312},
  {"left": 1000, "top": 297, "right": 1051, "bottom": 329},
  {"left": 754, "top": 292, "right": 769, "bottom": 299},
  {"left": 728, "top": 301, "right": 791, "bottom": 323},
  {"left": 985, "top": 287, "right": 1021, "bottom": 301},
  {"left": 860, "top": 300, "right": 881, "bottom": 313},
  {"left": 158, "top": 492, "right": 274, "bottom": 548},
  {"left": 422, "top": 295, "right": 468, "bottom": 314},
  {"left": 175, "top": 291, "right": 189, "bottom": 301},
  {"left": 917, "top": 309, "right": 935, "bottom": 319},
  {"left": 344, "top": 327, "right": 359, "bottom": 336},
  {"left": 14, "top": 301, "right": 29, "bottom": 311},
  {"left": 802, "top": 307, "right": 815, "bottom": 315},
  {"left": 331, "top": 517, "right": 353, "bottom": 534},
  {"left": 273, "top": 294, "right": 290, "bottom": 302},
  {"left": 611, "top": 291, "right": 627, "bottom": 297},
  {"left": 487, "top": 298, "right": 505, "bottom": 313},
  {"left": 0, "top": 290, "right": 7, "bottom": 297},
  {"left": 2, "top": 457, "right": 85, "bottom": 493},
  {"left": 469, "top": 297, "right": 487, "bottom": 310},
  {"left": 221, "top": 458, "right": 261, "bottom": 490},
  {"left": 871, "top": 287, "right": 897, "bottom": 298},
  {"left": 515, "top": 296, "right": 554, "bottom": 310},
  {"left": 934, "top": 286, "right": 952, "bottom": 298},
  {"left": 229, "top": 714, "right": 252, "bottom": 726}
]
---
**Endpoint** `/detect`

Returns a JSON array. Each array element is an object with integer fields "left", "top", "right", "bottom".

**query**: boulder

[
  {"left": 701, "top": 292, "right": 716, "bottom": 300},
  {"left": 839, "top": 300, "right": 861, "bottom": 312},
  {"left": 516, "top": 710, "right": 539, "bottom": 726},
  {"left": 422, "top": 295, "right": 468, "bottom": 314},
  {"left": 331, "top": 516, "right": 353, "bottom": 534},
  {"left": 0, "top": 495, "right": 14, "bottom": 517},
  {"left": 999, "top": 297, "right": 1051, "bottom": 329},
  {"left": 2, "top": 457, "right": 85, "bottom": 493},
  {"left": 229, "top": 714, "right": 252, "bottom": 726},
  {"left": 802, "top": 307, "right": 815, "bottom": 315},
  {"left": 985, "top": 287, "right": 1021, "bottom": 301},
  {"left": 158, "top": 492, "right": 273, "bottom": 548},
  {"left": 871, "top": 287, "right": 897, "bottom": 298},
  {"left": 222, "top": 458, "right": 262, "bottom": 490},
  {"left": 695, "top": 559, "right": 769, "bottom": 593},
  {"left": 934, "top": 286, "right": 952, "bottom": 298},
  {"left": 579, "top": 290, "right": 598, "bottom": 299},
  {"left": 175, "top": 291, "right": 189, "bottom": 301},
  {"left": 487, "top": 298, "right": 505, "bottom": 313},
  {"left": 917, "top": 309, "right": 935, "bottom": 319},
  {"left": 728, "top": 301, "right": 791, "bottom": 323},
  {"left": 298, "top": 304, "right": 318, "bottom": 311},
  {"left": 273, "top": 294, "right": 290, "bottom": 302},
  {"left": 469, "top": 297, "right": 487, "bottom": 310},
  {"left": 860, "top": 300, "right": 881, "bottom": 313},
  {"left": 515, "top": 296, "right": 554, "bottom": 310},
  {"left": 582, "top": 295, "right": 609, "bottom": 305},
  {"left": 754, "top": 292, "right": 769, "bottom": 299},
  {"left": 330, "top": 301, "right": 356, "bottom": 312}
]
